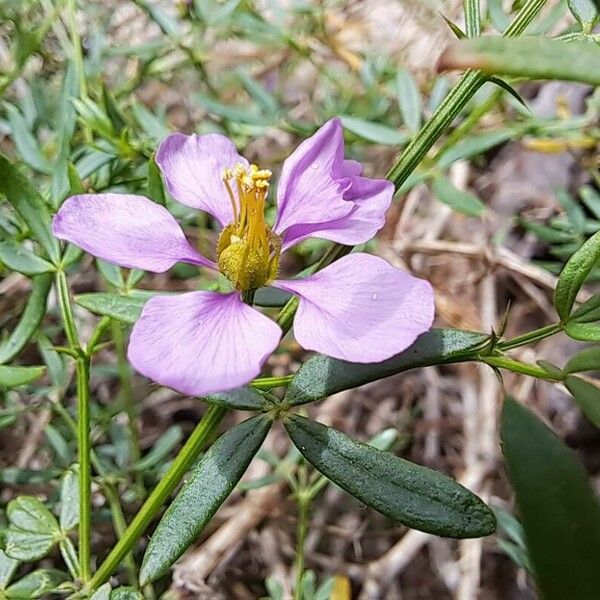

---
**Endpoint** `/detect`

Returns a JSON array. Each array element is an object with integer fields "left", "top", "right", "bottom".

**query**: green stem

[
  {"left": 251, "top": 374, "right": 294, "bottom": 390},
  {"left": 56, "top": 271, "right": 80, "bottom": 350},
  {"left": 88, "top": 404, "right": 227, "bottom": 590},
  {"left": 497, "top": 323, "right": 562, "bottom": 351},
  {"left": 76, "top": 355, "right": 92, "bottom": 582},
  {"left": 464, "top": 0, "right": 481, "bottom": 37},
  {"left": 293, "top": 466, "right": 311, "bottom": 600},
  {"left": 56, "top": 270, "right": 92, "bottom": 582},
  {"left": 52, "top": 399, "right": 137, "bottom": 587},
  {"left": 386, "top": 0, "right": 546, "bottom": 191},
  {"left": 480, "top": 356, "right": 563, "bottom": 382}
]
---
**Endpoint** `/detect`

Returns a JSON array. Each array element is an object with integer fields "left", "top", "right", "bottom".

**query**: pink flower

[{"left": 52, "top": 118, "right": 434, "bottom": 396}]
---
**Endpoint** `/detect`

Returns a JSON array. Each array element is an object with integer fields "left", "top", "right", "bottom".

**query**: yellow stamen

[{"left": 216, "top": 162, "right": 281, "bottom": 291}]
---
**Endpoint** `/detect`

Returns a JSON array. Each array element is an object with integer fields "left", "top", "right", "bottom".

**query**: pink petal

[
  {"left": 52, "top": 194, "right": 213, "bottom": 272},
  {"left": 128, "top": 291, "right": 281, "bottom": 396},
  {"left": 274, "top": 253, "right": 434, "bottom": 362},
  {"left": 280, "top": 177, "right": 394, "bottom": 251},
  {"left": 273, "top": 118, "right": 354, "bottom": 239},
  {"left": 156, "top": 133, "right": 248, "bottom": 227}
]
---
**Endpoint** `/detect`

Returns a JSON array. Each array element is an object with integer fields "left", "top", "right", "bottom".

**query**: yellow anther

[{"left": 217, "top": 161, "right": 281, "bottom": 291}]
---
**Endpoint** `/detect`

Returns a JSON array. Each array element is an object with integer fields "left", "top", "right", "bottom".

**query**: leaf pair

[{"left": 140, "top": 329, "right": 497, "bottom": 585}]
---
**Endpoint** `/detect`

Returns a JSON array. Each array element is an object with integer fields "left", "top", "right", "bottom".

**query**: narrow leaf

[
  {"left": 564, "top": 348, "right": 600, "bottom": 374},
  {"left": 501, "top": 398, "right": 600, "bottom": 600},
  {"left": 59, "top": 465, "right": 79, "bottom": 531},
  {"left": 140, "top": 414, "right": 272, "bottom": 584},
  {"left": 285, "top": 329, "right": 487, "bottom": 406},
  {"left": 204, "top": 387, "right": 271, "bottom": 411},
  {"left": 4, "top": 103, "right": 52, "bottom": 174},
  {"left": 395, "top": 69, "right": 422, "bottom": 133},
  {"left": 0, "top": 274, "right": 52, "bottom": 364},
  {"left": 554, "top": 230, "right": 600, "bottom": 320},
  {"left": 74, "top": 292, "right": 148, "bottom": 324},
  {"left": 571, "top": 293, "right": 600, "bottom": 322},
  {"left": 438, "top": 37, "right": 600, "bottom": 86},
  {"left": 285, "top": 415, "right": 496, "bottom": 538},
  {"left": 339, "top": 116, "right": 408, "bottom": 146},
  {"left": 564, "top": 321, "right": 600, "bottom": 342},
  {"left": 565, "top": 376, "right": 600, "bottom": 429},
  {"left": 0, "top": 238, "right": 54, "bottom": 275},
  {"left": 0, "top": 154, "right": 60, "bottom": 262},
  {"left": 431, "top": 175, "right": 485, "bottom": 216},
  {"left": 0, "top": 365, "right": 45, "bottom": 388},
  {"left": 132, "top": 426, "right": 182, "bottom": 472},
  {"left": 5, "top": 569, "right": 68, "bottom": 598}
]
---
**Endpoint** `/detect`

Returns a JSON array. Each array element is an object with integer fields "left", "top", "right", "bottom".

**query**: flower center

[{"left": 216, "top": 163, "right": 282, "bottom": 291}]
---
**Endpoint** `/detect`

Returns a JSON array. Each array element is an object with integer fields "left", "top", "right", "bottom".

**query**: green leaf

[
  {"left": 285, "top": 329, "right": 487, "bottom": 406},
  {"left": 0, "top": 154, "right": 60, "bottom": 262},
  {"left": 564, "top": 347, "right": 600, "bottom": 374},
  {"left": 110, "top": 587, "right": 143, "bottom": 600},
  {"left": 339, "top": 116, "right": 408, "bottom": 146},
  {"left": 554, "top": 230, "right": 600, "bottom": 320},
  {"left": 90, "top": 584, "right": 112, "bottom": 600},
  {"left": 580, "top": 186, "right": 600, "bottom": 221},
  {"left": 501, "top": 398, "right": 600, "bottom": 600},
  {"left": 0, "top": 238, "right": 54, "bottom": 275},
  {"left": 565, "top": 376, "right": 600, "bottom": 429},
  {"left": 96, "top": 260, "right": 124, "bottom": 289},
  {"left": 59, "top": 465, "right": 79, "bottom": 531},
  {"left": 0, "top": 365, "right": 45, "bottom": 388},
  {"left": 571, "top": 294, "right": 600, "bottom": 323},
  {"left": 0, "top": 550, "right": 19, "bottom": 590},
  {"left": 140, "top": 414, "right": 272, "bottom": 585},
  {"left": 564, "top": 321, "right": 600, "bottom": 341},
  {"left": 74, "top": 292, "right": 148, "bottom": 324},
  {"left": 5, "top": 569, "right": 68, "bottom": 598},
  {"left": 568, "top": 0, "right": 599, "bottom": 30},
  {"left": 4, "top": 103, "right": 52, "bottom": 174},
  {"left": 285, "top": 415, "right": 496, "bottom": 538},
  {"left": 487, "top": 76, "right": 529, "bottom": 108},
  {"left": 204, "top": 387, "right": 271, "bottom": 411},
  {"left": 395, "top": 69, "right": 421, "bottom": 133},
  {"left": 146, "top": 153, "right": 166, "bottom": 206},
  {"left": 0, "top": 274, "right": 52, "bottom": 364},
  {"left": 431, "top": 175, "right": 485, "bottom": 216},
  {"left": 5, "top": 496, "right": 61, "bottom": 561},
  {"left": 131, "top": 426, "right": 182, "bottom": 472},
  {"left": 439, "top": 37, "right": 600, "bottom": 86}
]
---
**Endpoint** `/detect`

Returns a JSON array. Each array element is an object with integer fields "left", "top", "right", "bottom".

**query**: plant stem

[
  {"left": 251, "top": 374, "right": 294, "bottom": 390},
  {"left": 480, "top": 356, "right": 563, "bottom": 382},
  {"left": 464, "top": 0, "right": 481, "bottom": 38},
  {"left": 76, "top": 355, "right": 92, "bottom": 582},
  {"left": 88, "top": 404, "right": 227, "bottom": 590},
  {"left": 386, "top": 0, "right": 546, "bottom": 191},
  {"left": 55, "top": 270, "right": 92, "bottom": 582},
  {"left": 497, "top": 323, "right": 562, "bottom": 351},
  {"left": 293, "top": 465, "right": 311, "bottom": 600}
]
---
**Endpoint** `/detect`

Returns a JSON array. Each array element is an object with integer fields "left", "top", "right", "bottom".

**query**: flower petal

[
  {"left": 274, "top": 253, "right": 434, "bottom": 362},
  {"left": 128, "top": 291, "right": 281, "bottom": 396},
  {"left": 156, "top": 133, "right": 247, "bottom": 226},
  {"left": 273, "top": 118, "right": 354, "bottom": 238},
  {"left": 52, "top": 194, "right": 213, "bottom": 272},
  {"left": 279, "top": 177, "right": 394, "bottom": 251}
]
